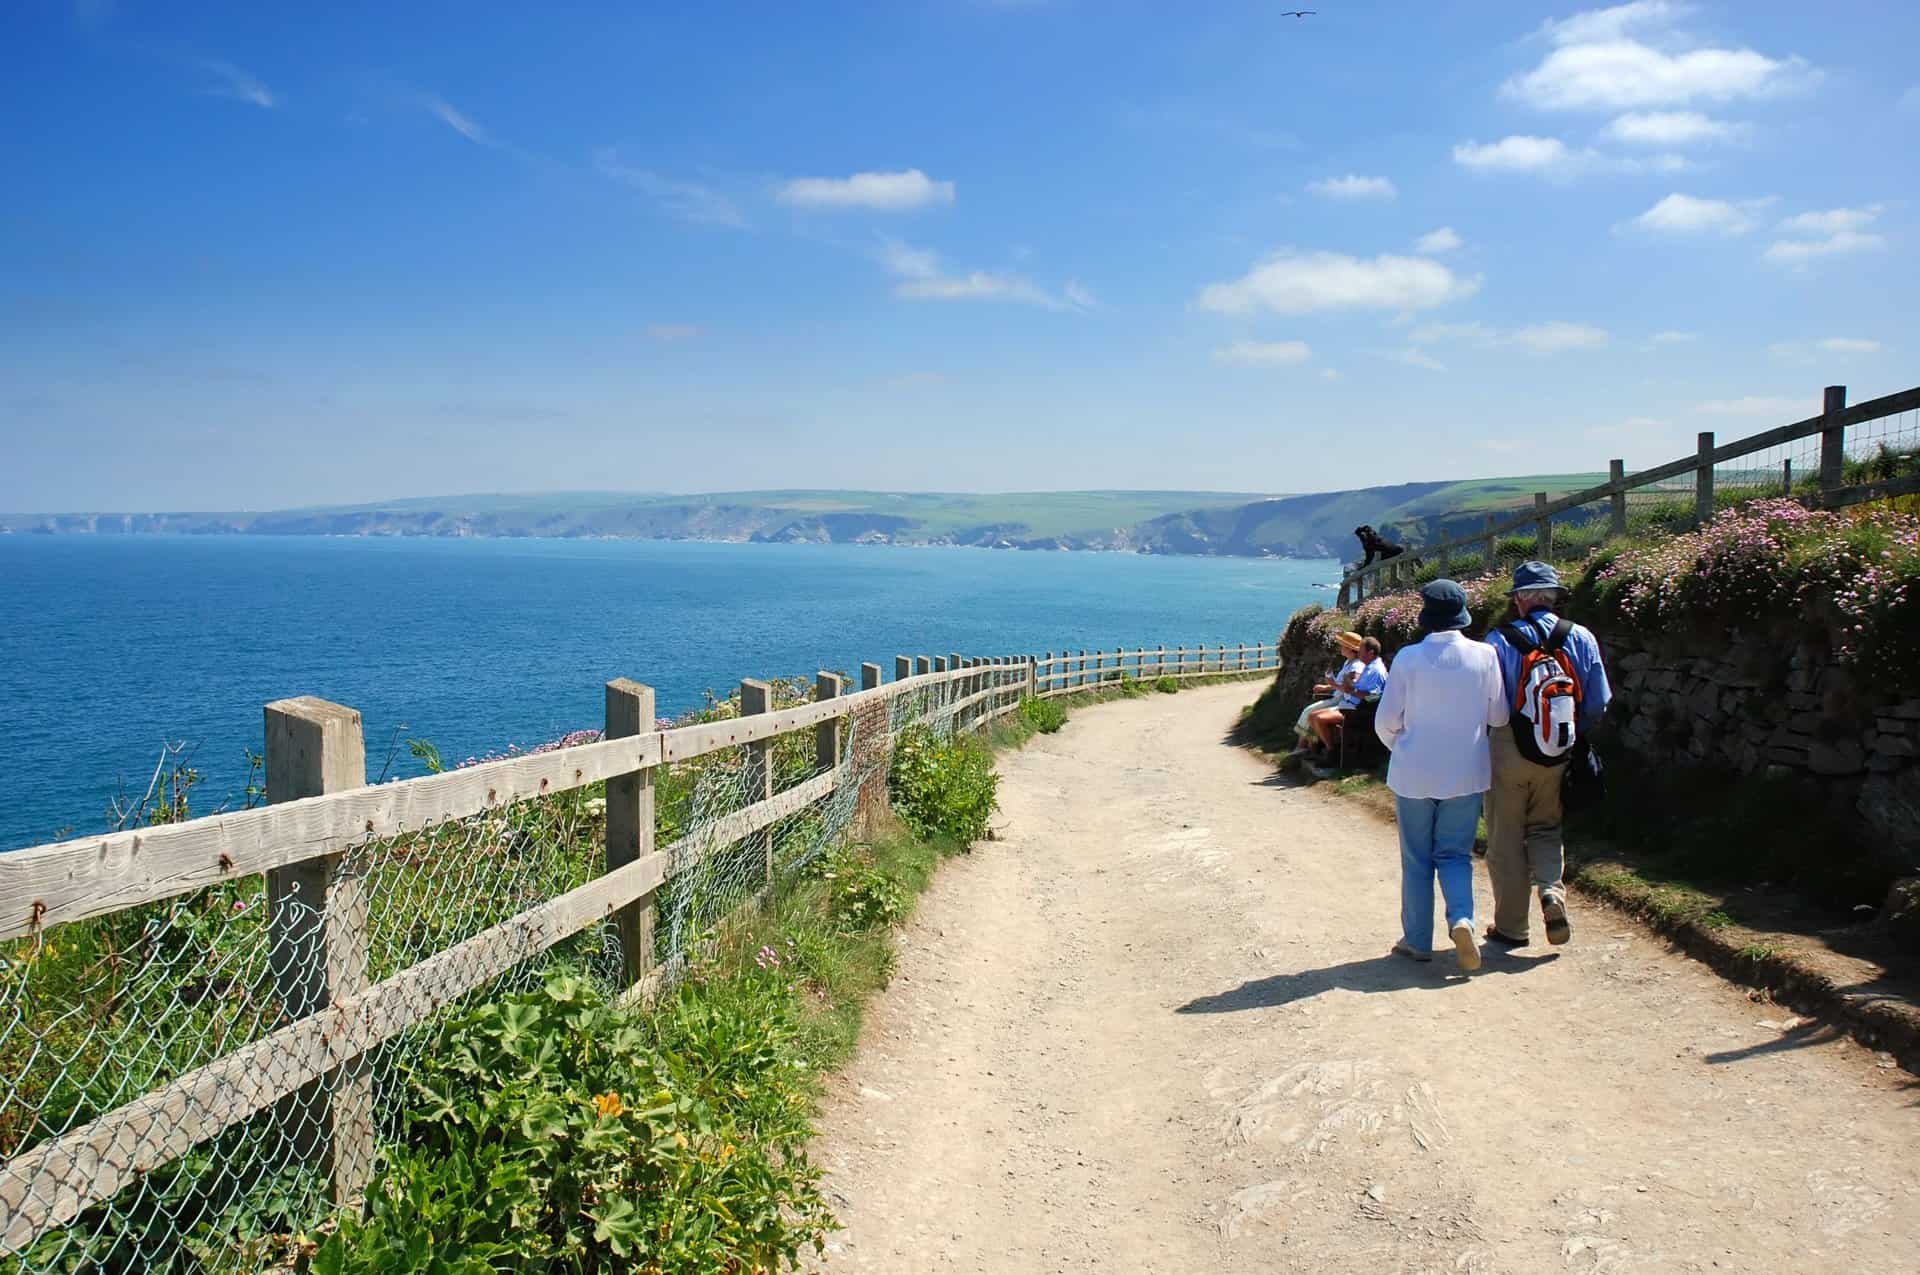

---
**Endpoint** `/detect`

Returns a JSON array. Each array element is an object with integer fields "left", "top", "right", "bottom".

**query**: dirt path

[{"left": 807, "top": 683, "right": 1920, "bottom": 1274}]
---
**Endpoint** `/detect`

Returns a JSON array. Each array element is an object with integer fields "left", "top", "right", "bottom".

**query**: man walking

[
  {"left": 1374, "top": 581, "right": 1508, "bottom": 971},
  {"left": 1484, "top": 562, "right": 1611, "bottom": 947}
]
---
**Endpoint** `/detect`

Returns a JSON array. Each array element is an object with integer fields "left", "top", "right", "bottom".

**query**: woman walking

[{"left": 1372, "top": 580, "right": 1508, "bottom": 971}]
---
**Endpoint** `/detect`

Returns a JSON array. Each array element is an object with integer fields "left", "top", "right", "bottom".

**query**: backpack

[{"left": 1500, "top": 617, "right": 1582, "bottom": 767}]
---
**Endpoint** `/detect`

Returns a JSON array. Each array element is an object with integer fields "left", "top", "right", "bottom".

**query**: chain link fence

[{"left": 0, "top": 665, "right": 995, "bottom": 1272}]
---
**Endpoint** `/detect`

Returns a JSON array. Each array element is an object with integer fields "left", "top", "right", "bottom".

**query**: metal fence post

[
  {"left": 605, "top": 679, "right": 657, "bottom": 998},
  {"left": 739, "top": 678, "right": 774, "bottom": 880},
  {"left": 1695, "top": 431, "right": 1715, "bottom": 525},
  {"left": 1533, "top": 492, "right": 1551, "bottom": 559},
  {"left": 1819, "top": 384, "right": 1847, "bottom": 495},
  {"left": 1609, "top": 459, "right": 1627, "bottom": 535},
  {"left": 263, "top": 696, "right": 372, "bottom": 1206}
]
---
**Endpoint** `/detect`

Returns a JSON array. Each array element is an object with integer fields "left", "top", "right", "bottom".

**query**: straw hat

[{"left": 1334, "top": 630, "right": 1365, "bottom": 652}]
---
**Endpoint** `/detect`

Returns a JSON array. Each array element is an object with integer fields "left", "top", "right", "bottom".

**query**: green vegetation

[
  {"left": 1016, "top": 696, "right": 1067, "bottom": 735},
  {"left": 885, "top": 727, "right": 1000, "bottom": 846}
]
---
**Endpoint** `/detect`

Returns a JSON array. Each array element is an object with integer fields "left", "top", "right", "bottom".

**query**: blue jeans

[{"left": 1395, "top": 793, "right": 1482, "bottom": 954}]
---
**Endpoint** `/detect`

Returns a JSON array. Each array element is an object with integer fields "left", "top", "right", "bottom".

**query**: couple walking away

[{"left": 1372, "top": 562, "right": 1611, "bottom": 971}]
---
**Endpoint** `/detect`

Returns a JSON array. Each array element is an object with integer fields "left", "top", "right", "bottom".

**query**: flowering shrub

[{"left": 1580, "top": 498, "right": 1920, "bottom": 673}]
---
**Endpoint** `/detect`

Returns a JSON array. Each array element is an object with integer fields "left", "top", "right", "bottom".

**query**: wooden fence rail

[
  {"left": 1338, "top": 383, "right": 1920, "bottom": 607},
  {"left": 0, "top": 637, "right": 1279, "bottom": 1254}
]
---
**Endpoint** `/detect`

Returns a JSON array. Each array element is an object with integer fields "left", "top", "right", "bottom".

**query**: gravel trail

[{"left": 809, "top": 683, "right": 1920, "bottom": 1273}]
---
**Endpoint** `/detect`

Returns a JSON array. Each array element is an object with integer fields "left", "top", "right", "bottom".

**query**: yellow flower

[{"left": 592, "top": 1091, "right": 623, "bottom": 1119}]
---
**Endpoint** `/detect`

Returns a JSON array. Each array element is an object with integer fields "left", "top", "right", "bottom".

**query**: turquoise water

[{"left": 0, "top": 535, "right": 1336, "bottom": 851}]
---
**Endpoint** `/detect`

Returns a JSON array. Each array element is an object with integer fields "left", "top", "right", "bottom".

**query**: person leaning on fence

[
  {"left": 1483, "top": 561, "right": 1612, "bottom": 949},
  {"left": 1373, "top": 581, "right": 1508, "bottom": 971},
  {"left": 1296, "top": 630, "right": 1366, "bottom": 748},
  {"left": 1308, "top": 636, "right": 1386, "bottom": 756}
]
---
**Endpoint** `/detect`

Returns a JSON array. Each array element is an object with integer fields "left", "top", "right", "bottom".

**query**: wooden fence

[
  {"left": 1338, "top": 383, "right": 1920, "bottom": 607},
  {"left": 0, "top": 639, "right": 1277, "bottom": 1257}
]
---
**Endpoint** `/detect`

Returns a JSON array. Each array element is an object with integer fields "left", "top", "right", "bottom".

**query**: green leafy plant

[
  {"left": 1153, "top": 676, "right": 1178, "bottom": 694},
  {"left": 886, "top": 727, "right": 999, "bottom": 845},
  {"left": 1016, "top": 696, "right": 1067, "bottom": 735},
  {"left": 311, "top": 971, "right": 832, "bottom": 1273}
]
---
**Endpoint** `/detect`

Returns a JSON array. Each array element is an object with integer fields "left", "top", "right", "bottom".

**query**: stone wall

[{"left": 1600, "top": 627, "right": 1920, "bottom": 875}]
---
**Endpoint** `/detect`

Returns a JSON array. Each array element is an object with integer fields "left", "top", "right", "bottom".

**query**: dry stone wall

[{"left": 1599, "top": 627, "right": 1920, "bottom": 876}]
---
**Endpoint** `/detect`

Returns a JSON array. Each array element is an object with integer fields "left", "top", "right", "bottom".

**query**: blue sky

[{"left": 3, "top": 0, "right": 1917, "bottom": 511}]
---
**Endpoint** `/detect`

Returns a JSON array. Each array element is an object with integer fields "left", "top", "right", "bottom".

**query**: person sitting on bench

[
  {"left": 1295, "top": 630, "right": 1366, "bottom": 748},
  {"left": 1308, "top": 636, "right": 1386, "bottom": 755}
]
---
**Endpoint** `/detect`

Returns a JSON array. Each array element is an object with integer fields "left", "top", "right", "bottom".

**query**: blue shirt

[
  {"left": 1341, "top": 657, "right": 1388, "bottom": 709},
  {"left": 1485, "top": 608, "right": 1612, "bottom": 725}
]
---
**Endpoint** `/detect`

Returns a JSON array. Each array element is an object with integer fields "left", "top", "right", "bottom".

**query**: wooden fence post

[
  {"left": 1027, "top": 655, "right": 1039, "bottom": 699},
  {"left": 1337, "top": 579, "right": 1352, "bottom": 610},
  {"left": 1484, "top": 514, "right": 1498, "bottom": 572},
  {"left": 915, "top": 655, "right": 931, "bottom": 676},
  {"left": 1609, "top": 459, "right": 1627, "bottom": 535},
  {"left": 1695, "top": 431, "right": 1716, "bottom": 525},
  {"left": 739, "top": 679, "right": 774, "bottom": 881},
  {"left": 1781, "top": 458, "right": 1793, "bottom": 495},
  {"left": 895, "top": 655, "right": 911, "bottom": 682},
  {"left": 1533, "top": 492, "right": 1551, "bottom": 559},
  {"left": 815, "top": 671, "right": 843, "bottom": 771},
  {"left": 863, "top": 663, "right": 882, "bottom": 692},
  {"left": 263, "top": 696, "right": 372, "bottom": 1207},
  {"left": 933, "top": 656, "right": 947, "bottom": 673},
  {"left": 604, "top": 679, "right": 657, "bottom": 1000},
  {"left": 1238, "top": 642, "right": 1246, "bottom": 672},
  {"left": 1438, "top": 537, "right": 1451, "bottom": 578},
  {"left": 1819, "top": 385, "right": 1847, "bottom": 495}
]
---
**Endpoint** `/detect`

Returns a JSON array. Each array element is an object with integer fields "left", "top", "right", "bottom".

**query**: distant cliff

[{"left": 2, "top": 476, "right": 1605, "bottom": 559}]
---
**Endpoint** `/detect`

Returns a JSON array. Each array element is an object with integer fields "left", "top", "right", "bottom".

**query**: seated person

[
  {"left": 1308, "top": 636, "right": 1388, "bottom": 756},
  {"left": 1296, "top": 630, "right": 1365, "bottom": 747}
]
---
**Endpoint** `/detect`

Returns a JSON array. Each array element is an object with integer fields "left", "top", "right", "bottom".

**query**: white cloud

[
  {"left": 1506, "top": 38, "right": 1814, "bottom": 111},
  {"left": 424, "top": 94, "right": 490, "bottom": 145},
  {"left": 1395, "top": 349, "right": 1447, "bottom": 372},
  {"left": 1605, "top": 110, "right": 1745, "bottom": 144},
  {"left": 1776, "top": 205, "right": 1881, "bottom": 235},
  {"left": 1650, "top": 329, "right": 1697, "bottom": 344},
  {"left": 878, "top": 240, "right": 1085, "bottom": 310},
  {"left": 1415, "top": 226, "right": 1464, "bottom": 254},
  {"left": 1413, "top": 319, "right": 1609, "bottom": 355},
  {"left": 1307, "top": 174, "right": 1397, "bottom": 200},
  {"left": 1764, "top": 206, "right": 1886, "bottom": 264},
  {"left": 1453, "top": 135, "right": 1569, "bottom": 173},
  {"left": 1538, "top": 1, "right": 1688, "bottom": 47},
  {"left": 775, "top": 169, "right": 955, "bottom": 211},
  {"left": 1064, "top": 281, "right": 1097, "bottom": 310},
  {"left": 1195, "top": 251, "right": 1479, "bottom": 316},
  {"left": 1212, "top": 340, "right": 1312, "bottom": 367},
  {"left": 1455, "top": 134, "right": 1689, "bottom": 178},
  {"left": 645, "top": 324, "right": 702, "bottom": 342},
  {"left": 596, "top": 150, "right": 746, "bottom": 228},
  {"left": 1819, "top": 336, "right": 1882, "bottom": 353},
  {"left": 1321, "top": 368, "right": 1340, "bottom": 381},
  {"left": 1698, "top": 395, "right": 1813, "bottom": 417},
  {"left": 198, "top": 58, "right": 275, "bottom": 108},
  {"left": 1628, "top": 192, "right": 1764, "bottom": 235},
  {"left": 1512, "top": 321, "right": 1610, "bottom": 353}
]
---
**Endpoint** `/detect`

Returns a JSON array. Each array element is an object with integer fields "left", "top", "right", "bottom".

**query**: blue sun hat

[
  {"left": 1507, "top": 560, "right": 1564, "bottom": 594},
  {"left": 1418, "top": 579, "right": 1472, "bottom": 633}
]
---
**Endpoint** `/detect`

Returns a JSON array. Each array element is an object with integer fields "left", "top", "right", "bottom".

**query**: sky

[{"left": 3, "top": 0, "right": 1917, "bottom": 512}]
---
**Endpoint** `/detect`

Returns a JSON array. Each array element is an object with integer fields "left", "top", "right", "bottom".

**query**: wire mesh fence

[{"left": 0, "top": 662, "right": 1010, "bottom": 1273}]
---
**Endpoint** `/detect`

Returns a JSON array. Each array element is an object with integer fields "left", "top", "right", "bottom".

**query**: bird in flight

[{"left": 1281, "top": 9, "right": 1316, "bottom": 16}]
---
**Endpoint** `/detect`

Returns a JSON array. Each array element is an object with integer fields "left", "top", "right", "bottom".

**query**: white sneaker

[{"left": 1450, "top": 920, "right": 1482, "bottom": 972}]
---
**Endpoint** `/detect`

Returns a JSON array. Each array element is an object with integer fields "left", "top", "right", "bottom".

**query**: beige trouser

[{"left": 1486, "top": 725, "right": 1566, "bottom": 940}]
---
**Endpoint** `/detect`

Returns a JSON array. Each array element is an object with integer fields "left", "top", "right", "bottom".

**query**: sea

[{"left": 0, "top": 535, "right": 1337, "bottom": 852}]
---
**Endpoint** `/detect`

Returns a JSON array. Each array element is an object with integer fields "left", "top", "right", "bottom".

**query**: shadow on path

[{"left": 1176, "top": 950, "right": 1561, "bottom": 1014}]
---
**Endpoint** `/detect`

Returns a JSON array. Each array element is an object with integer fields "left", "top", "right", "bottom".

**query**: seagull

[{"left": 1281, "top": 9, "right": 1316, "bottom": 16}]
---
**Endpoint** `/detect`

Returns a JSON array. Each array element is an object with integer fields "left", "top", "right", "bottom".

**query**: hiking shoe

[
  {"left": 1541, "top": 894, "right": 1572, "bottom": 946},
  {"left": 1483, "top": 926, "right": 1529, "bottom": 949},
  {"left": 1450, "top": 921, "right": 1482, "bottom": 972},
  {"left": 1391, "top": 941, "right": 1431, "bottom": 963}
]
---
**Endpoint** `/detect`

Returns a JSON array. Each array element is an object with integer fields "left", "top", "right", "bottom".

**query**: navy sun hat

[
  {"left": 1507, "top": 560, "right": 1564, "bottom": 595},
  {"left": 1418, "top": 579, "right": 1473, "bottom": 633}
]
